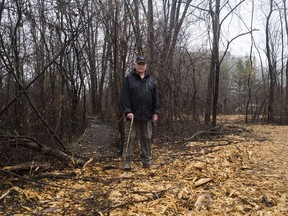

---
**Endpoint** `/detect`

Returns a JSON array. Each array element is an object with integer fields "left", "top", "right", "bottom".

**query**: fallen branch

[
  {"left": 189, "top": 141, "right": 240, "bottom": 149},
  {"left": 0, "top": 186, "right": 25, "bottom": 202},
  {"left": 30, "top": 172, "right": 77, "bottom": 180},
  {"left": 0, "top": 168, "right": 84, "bottom": 191},
  {"left": 183, "top": 123, "right": 252, "bottom": 143},
  {"left": 3, "top": 161, "right": 51, "bottom": 172},
  {"left": 1, "top": 134, "right": 83, "bottom": 164},
  {"left": 162, "top": 149, "right": 221, "bottom": 158}
]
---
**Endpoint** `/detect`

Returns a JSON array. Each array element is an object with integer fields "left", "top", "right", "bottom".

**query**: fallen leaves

[{"left": 1, "top": 122, "right": 288, "bottom": 215}]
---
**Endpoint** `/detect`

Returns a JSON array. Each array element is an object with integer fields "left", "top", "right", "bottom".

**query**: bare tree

[
  {"left": 203, "top": 0, "right": 255, "bottom": 126},
  {"left": 283, "top": 0, "right": 288, "bottom": 118},
  {"left": 265, "top": 0, "right": 277, "bottom": 122},
  {"left": 0, "top": 0, "right": 93, "bottom": 164},
  {"left": 147, "top": 0, "right": 155, "bottom": 77},
  {"left": 157, "top": 0, "right": 193, "bottom": 126}
]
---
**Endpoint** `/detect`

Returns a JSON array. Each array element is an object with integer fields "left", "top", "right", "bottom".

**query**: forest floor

[{"left": 1, "top": 115, "right": 288, "bottom": 215}]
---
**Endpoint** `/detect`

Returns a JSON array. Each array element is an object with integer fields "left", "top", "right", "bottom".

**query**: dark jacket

[{"left": 121, "top": 69, "right": 160, "bottom": 121}]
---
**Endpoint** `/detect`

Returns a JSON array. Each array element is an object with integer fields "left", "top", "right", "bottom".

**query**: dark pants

[{"left": 123, "top": 119, "right": 153, "bottom": 166}]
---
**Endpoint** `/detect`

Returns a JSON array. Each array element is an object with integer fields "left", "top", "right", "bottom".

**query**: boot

[{"left": 123, "top": 162, "right": 131, "bottom": 171}]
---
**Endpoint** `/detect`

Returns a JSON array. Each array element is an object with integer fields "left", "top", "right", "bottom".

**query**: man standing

[{"left": 120, "top": 56, "right": 160, "bottom": 171}]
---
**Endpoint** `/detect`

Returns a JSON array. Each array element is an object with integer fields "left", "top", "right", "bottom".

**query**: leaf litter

[{"left": 1, "top": 117, "right": 288, "bottom": 215}]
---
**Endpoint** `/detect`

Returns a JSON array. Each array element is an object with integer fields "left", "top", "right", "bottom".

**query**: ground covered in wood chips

[{"left": 1, "top": 116, "right": 288, "bottom": 215}]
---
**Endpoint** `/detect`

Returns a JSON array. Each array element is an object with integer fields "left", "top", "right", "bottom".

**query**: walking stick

[{"left": 123, "top": 117, "right": 134, "bottom": 171}]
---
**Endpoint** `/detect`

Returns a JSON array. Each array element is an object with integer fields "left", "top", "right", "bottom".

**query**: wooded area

[{"left": 1, "top": 0, "right": 288, "bottom": 214}]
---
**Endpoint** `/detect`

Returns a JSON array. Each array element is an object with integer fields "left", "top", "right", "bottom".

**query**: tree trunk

[
  {"left": 205, "top": 0, "right": 220, "bottom": 127},
  {"left": 147, "top": 0, "right": 156, "bottom": 77},
  {"left": 266, "top": 1, "right": 275, "bottom": 122},
  {"left": 283, "top": 0, "right": 288, "bottom": 117}
]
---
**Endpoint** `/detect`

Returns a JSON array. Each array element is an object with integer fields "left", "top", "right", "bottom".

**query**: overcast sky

[
  {"left": 225, "top": 0, "right": 267, "bottom": 60},
  {"left": 185, "top": 0, "right": 268, "bottom": 64}
]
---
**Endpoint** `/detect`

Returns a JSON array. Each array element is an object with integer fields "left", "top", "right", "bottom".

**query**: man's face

[{"left": 135, "top": 62, "right": 147, "bottom": 73}]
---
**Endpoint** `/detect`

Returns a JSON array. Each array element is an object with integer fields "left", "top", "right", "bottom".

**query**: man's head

[
  {"left": 136, "top": 56, "right": 146, "bottom": 64},
  {"left": 134, "top": 56, "right": 147, "bottom": 74}
]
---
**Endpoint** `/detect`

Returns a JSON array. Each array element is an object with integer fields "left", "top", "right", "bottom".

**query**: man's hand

[
  {"left": 126, "top": 113, "right": 134, "bottom": 121},
  {"left": 152, "top": 114, "right": 158, "bottom": 124}
]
